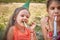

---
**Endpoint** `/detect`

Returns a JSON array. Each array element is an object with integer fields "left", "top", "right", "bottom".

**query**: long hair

[{"left": 3, "top": 7, "right": 30, "bottom": 40}]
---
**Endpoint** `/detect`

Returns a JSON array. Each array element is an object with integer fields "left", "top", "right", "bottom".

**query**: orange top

[{"left": 13, "top": 26, "right": 31, "bottom": 40}]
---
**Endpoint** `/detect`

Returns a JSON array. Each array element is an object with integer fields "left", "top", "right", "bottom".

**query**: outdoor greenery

[{"left": 0, "top": 0, "right": 46, "bottom": 3}]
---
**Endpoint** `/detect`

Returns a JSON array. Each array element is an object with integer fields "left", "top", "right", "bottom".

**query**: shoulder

[
  {"left": 7, "top": 26, "right": 15, "bottom": 36},
  {"left": 7, "top": 26, "right": 15, "bottom": 40},
  {"left": 8, "top": 26, "right": 15, "bottom": 32}
]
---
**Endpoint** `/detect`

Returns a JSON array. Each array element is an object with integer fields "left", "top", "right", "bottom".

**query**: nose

[
  {"left": 54, "top": 8, "right": 58, "bottom": 14},
  {"left": 24, "top": 16, "right": 27, "bottom": 19},
  {"left": 23, "top": 16, "right": 28, "bottom": 22}
]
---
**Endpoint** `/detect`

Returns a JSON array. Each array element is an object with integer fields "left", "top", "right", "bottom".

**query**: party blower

[
  {"left": 53, "top": 16, "right": 57, "bottom": 40},
  {"left": 23, "top": 22, "right": 29, "bottom": 27}
]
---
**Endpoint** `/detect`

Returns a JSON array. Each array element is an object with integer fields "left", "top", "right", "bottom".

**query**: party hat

[{"left": 22, "top": 0, "right": 30, "bottom": 9}]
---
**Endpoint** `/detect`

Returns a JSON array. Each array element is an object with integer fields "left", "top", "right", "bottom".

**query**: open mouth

[
  {"left": 53, "top": 14, "right": 60, "bottom": 16},
  {"left": 22, "top": 20, "right": 27, "bottom": 23},
  {"left": 22, "top": 21, "right": 29, "bottom": 27}
]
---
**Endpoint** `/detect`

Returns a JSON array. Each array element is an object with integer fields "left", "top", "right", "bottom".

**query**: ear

[
  {"left": 46, "top": 8, "right": 48, "bottom": 12},
  {"left": 14, "top": 16, "right": 16, "bottom": 20},
  {"left": 47, "top": 9, "right": 50, "bottom": 14}
]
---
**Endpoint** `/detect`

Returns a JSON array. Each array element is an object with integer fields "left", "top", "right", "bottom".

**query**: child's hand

[
  {"left": 41, "top": 17, "right": 49, "bottom": 30},
  {"left": 30, "top": 22, "right": 36, "bottom": 30}
]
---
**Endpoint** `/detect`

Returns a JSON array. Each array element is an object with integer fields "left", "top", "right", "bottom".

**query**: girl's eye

[
  {"left": 21, "top": 15, "right": 24, "bottom": 17},
  {"left": 50, "top": 7, "right": 55, "bottom": 10},
  {"left": 57, "top": 6, "right": 60, "bottom": 10},
  {"left": 26, "top": 16, "right": 29, "bottom": 18}
]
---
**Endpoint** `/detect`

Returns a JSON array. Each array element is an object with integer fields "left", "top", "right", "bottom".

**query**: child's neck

[{"left": 14, "top": 22, "right": 25, "bottom": 31}]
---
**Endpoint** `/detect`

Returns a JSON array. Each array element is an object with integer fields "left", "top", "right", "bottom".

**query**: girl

[
  {"left": 3, "top": 0, "right": 37, "bottom": 40},
  {"left": 3, "top": 7, "right": 37, "bottom": 40},
  {"left": 41, "top": 0, "right": 60, "bottom": 40}
]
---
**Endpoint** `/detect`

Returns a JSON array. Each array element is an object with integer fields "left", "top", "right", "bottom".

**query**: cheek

[
  {"left": 27, "top": 20, "right": 28, "bottom": 22},
  {"left": 48, "top": 10, "right": 54, "bottom": 16},
  {"left": 25, "top": 19, "right": 28, "bottom": 23},
  {"left": 59, "top": 11, "right": 60, "bottom": 14},
  {"left": 49, "top": 10, "right": 53, "bottom": 14},
  {"left": 16, "top": 16, "right": 21, "bottom": 23}
]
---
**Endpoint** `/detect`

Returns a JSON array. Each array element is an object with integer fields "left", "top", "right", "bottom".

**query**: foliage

[
  {"left": 0, "top": 23, "right": 5, "bottom": 40},
  {"left": 0, "top": 0, "right": 46, "bottom": 3}
]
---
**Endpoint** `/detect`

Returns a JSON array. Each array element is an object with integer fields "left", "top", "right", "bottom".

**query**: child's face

[
  {"left": 16, "top": 9, "right": 30, "bottom": 26},
  {"left": 47, "top": 1, "right": 60, "bottom": 21}
]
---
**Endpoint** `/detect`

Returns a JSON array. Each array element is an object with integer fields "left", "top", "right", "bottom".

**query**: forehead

[
  {"left": 18, "top": 9, "right": 29, "bottom": 15},
  {"left": 49, "top": 1, "right": 60, "bottom": 7}
]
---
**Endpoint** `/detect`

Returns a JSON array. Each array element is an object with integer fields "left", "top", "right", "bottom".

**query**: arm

[
  {"left": 40, "top": 17, "right": 49, "bottom": 40},
  {"left": 33, "top": 31, "right": 38, "bottom": 40},
  {"left": 41, "top": 25, "right": 48, "bottom": 40},
  {"left": 30, "top": 30, "right": 38, "bottom": 40},
  {"left": 7, "top": 27, "right": 14, "bottom": 40},
  {"left": 29, "top": 22, "right": 37, "bottom": 40}
]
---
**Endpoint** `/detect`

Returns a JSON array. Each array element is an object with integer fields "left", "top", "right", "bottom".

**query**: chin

[{"left": 20, "top": 24, "right": 24, "bottom": 27}]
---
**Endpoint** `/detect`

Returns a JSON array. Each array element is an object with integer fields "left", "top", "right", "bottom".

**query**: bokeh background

[{"left": 0, "top": 0, "right": 48, "bottom": 40}]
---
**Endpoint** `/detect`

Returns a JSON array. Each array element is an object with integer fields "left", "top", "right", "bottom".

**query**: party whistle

[{"left": 53, "top": 16, "right": 57, "bottom": 40}]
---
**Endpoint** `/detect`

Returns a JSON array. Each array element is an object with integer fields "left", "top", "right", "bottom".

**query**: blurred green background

[
  {"left": 0, "top": 0, "right": 46, "bottom": 3},
  {"left": 0, "top": 0, "right": 48, "bottom": 40}
]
